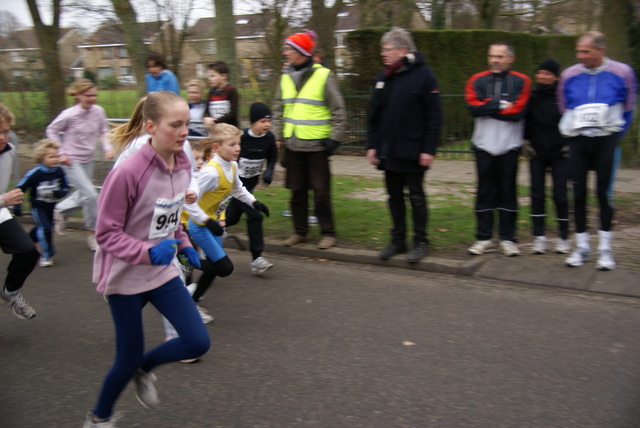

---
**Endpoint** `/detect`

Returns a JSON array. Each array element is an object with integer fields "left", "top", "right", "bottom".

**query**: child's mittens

[
  {"left": 178, "top": 247, "right": 201, "bottom": 269},
  {"left": 149, "top": 239, "right": 181, "bottom": 265}
]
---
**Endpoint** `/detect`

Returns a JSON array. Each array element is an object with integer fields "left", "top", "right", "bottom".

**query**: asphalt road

[{"left": 1, "top": 229, "right": 639, "bottom": 428}]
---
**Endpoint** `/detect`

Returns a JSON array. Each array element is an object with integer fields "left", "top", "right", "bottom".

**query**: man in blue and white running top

[{"left": 558, "top": 31, "right": 636, "bottom": 271}]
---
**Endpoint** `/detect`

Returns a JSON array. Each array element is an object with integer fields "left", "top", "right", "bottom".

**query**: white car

[{"left": 118, "top": 75, "right": 137, "bottom": 85}]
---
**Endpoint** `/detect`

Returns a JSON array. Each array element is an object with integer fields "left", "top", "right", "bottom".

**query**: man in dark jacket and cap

[{"left": 366, "top": 27, "right": 443, "bottom": 263}]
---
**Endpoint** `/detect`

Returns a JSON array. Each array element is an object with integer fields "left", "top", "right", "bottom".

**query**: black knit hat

[
  {"left": 537, "top": 58, "right": 560, "bottom": 76},
  {"left": 249, "top": 102, "right": 272, "bottom": 124}
]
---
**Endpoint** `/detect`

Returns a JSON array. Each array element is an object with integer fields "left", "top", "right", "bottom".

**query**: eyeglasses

[{"left": 0, "top": 129, "right": 11, "bottom": 136}]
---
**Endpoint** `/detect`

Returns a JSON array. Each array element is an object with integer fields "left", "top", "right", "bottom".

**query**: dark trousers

[
  {"left": 568, "top": 134, "right": 617, "bottom": 233},
  {"left": 474, "top": 148, "right": 519, "bottom": 241},
  {"left": 285, "top": 150, "right": 334, "bottom": 237},
  {"left": 0, "top": 218, "right": 40, "bottom": 292},
  {"left": 226, "top": 194, "right": 264, "bottom": 260},
  {"left": 384, "top": 170, "right": 428, "bottom": 246},
  {"left": 529, "top": 156, "right": 569, "bottom": 239},
  {"left": 30, "top": 205, "right": 56, "bottom": 259},
  {"left": 94, "top": 277, "right": 210, "bottom": 419}
]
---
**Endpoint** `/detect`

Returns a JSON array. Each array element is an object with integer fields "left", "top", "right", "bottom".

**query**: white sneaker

[
  {"left": 53, "top": 209, "right": 66, "bottom": 236},
  {"left": 500, "top": 240, "right": 520, "bottom": 257},
  {"left": 0, "top": 288, "right": 36, "bottom": 319},
  {"left": 186, "top": 283, "right": 197, "bottom": 296},
  {"left": 197, "top": 305, "right": 214, "bottom": 324},
  {"left": 83, "top": 411, "right": 123, "bottom": 428},
  {"left": 565, "top": 247, "right": 591, "bottom": 267},
  {"left": 133, "top": 371, "right": 159, "bottom": 409},
  {"left": 531, "top": 236, "right": 547, "bottom": 254},
  {"left": 87, "top": 234, "right": 98, "bottom": 251},
  {"left": 595, "top": 249, "right": 616, "bottom": 271},
  {"left": 554, "top": 238, "right": 571, "bottom": 254},
  {"left": 251, "top": 256, "right": 274, "bottom": 274},
  {"left": 468, "top": 240, "right": 493, "bottom": 255},
  {"left": 39, "top": 258, "right": 54, "bottom": 267}
]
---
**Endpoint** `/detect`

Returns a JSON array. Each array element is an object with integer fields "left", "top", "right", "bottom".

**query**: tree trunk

[
  {"left": 308, "top": 0, "right": 343, "bottom": 70},
  {"left": 213, "top": 0, "right": 237, "bottom": 86},
  {"left": 111, "top": 0, "right": 148, "bottom": 97},
  {"left": 25, "top": 0, "right": 66, "bottom": 122},
  {"left": 601, "top": 0, "right": 631, "bottom": 63}
]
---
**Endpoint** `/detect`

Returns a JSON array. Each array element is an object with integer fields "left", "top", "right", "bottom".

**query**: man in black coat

[{"left": 366, "top": 27, "right": 443, "bottom": 263}]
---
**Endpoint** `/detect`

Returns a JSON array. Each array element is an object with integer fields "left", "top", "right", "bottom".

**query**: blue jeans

[{"left": 93, "top": 277, "right": 210, "bottom": 419}]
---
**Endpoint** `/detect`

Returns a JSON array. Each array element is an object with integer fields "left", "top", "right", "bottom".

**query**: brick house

[
  {"left": 79, "top": 21, "right": 175, "bottom": 82},
  {"left": 0, "top": 28, "right": 86, "bottom": 84}
]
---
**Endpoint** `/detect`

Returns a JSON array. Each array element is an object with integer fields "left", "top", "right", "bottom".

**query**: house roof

[
  {"left": 83, "top": 21, "right": 171, "bottom": 47},
  {"left": 188, "top": 13, "right": 273, "bottom": 41},
  {"left": 335, "top": 5, "right": 360, "bottom": 32},
  {"left": 0, "top": 28, "right": 79, "bottom": 50}
]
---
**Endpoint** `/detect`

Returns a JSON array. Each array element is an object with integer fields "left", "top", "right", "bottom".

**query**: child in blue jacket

[{"left": 17, "top": 139, "right": 70, "bottom": 266}]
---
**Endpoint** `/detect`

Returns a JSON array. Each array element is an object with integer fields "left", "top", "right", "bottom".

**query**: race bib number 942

[
  {"left": 149, "top": 193, "right": 185, "bottom": 239},
  {"left": 573, "top": 103, "right": 609, "bottom": 129}
]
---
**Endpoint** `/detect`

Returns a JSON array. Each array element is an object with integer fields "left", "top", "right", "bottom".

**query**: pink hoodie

[{"left": 93, "top": 141, "right": 192, "bottom": 295}]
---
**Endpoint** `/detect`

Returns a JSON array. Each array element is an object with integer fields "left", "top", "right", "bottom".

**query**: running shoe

[
  {"left": 39, "top": 258, "right": 54, "bottom": 267},
  {"left": 308, "top": 215, "right": 318, "bottom": 226},
  {"left": 0, "top": 288, "right": 36, "bottom": 319},
  {"left": 531, "top": 236, "right": 547, "bottom": 254},
  {"left": 565, "top": 247, "right": 591, "bottom": 267},
  {"left": 197, "top": 305, "right": 214, "bottom": 324},
  {"left": 133, "top": 371, "right": 159, "bottom": 409},
  {"left": 251, "top": 256, "right": 274, "bottom": 274},
  {"left": 468, "top": 239, "right": 493, "bottom": 255},
  {"left": 500, "top": 240, "right": 520, "bottom": 257},
  {"left": 595, "top": 249, "right": 616, "bottom": 271},
  {"left": 83, "top": 412, "right": 123, "bottom": 428},
  {"left": 554, "top": 238, "right": 571, "bottom": 254}
]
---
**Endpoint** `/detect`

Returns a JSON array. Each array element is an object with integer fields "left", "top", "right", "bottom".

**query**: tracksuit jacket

[
  {"left": 93, "top": 142, "right": 193, "bottom": 295},
  {"left": 465, "top": 69, "right": 531, "bottom": 155}
]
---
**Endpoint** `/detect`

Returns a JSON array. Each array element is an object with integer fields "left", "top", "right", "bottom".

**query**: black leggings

[
  {"left": 568, "top": 134, "right": 617, "bottom": 233},
  {"left": 529, "top": 156, "right": 569, "bottom": 239},
  {"left": 0, "top": 218, "right": 39, "bottom": 292}
]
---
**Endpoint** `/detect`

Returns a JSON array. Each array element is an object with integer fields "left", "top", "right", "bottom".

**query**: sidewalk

[
  {"left": 243, "top": 156, "right": 640, "bottom": 299},
  {"left": 53, "top": 155, "right": 640, "bottom": 299}
]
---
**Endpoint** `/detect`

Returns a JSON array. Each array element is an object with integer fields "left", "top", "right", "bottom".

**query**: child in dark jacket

[{"left": 16, "top": 139, "right": 70, "bottom": 266}]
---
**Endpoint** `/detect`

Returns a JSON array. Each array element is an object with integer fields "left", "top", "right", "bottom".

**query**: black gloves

[
  {"left": 205, "top": 219, "right": 224, "bottom": 236},
  {"left": 12, "top": 204, "right": 22, "bottom": 217},
  {"left": 322, "top": 138, "right": 340, "bottom": 156},
  {"left": 253, "top": 200, "right": 270, "bottom": 217},
  {"left": 262, "top": 168, "right": 273, "bottom": 186}
]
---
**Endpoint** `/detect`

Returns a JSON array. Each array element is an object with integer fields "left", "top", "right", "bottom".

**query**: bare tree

[
  {"left": 601, "top": 0, "right": 631, "bottom": 63},
  {"left": 25, "top": 0, "right": 66, "bottom": 121},
  {"left": 0, "top": 11, "right": 24, "bottom": 37},
  {"left": 110, "top": 0, "right": 149, "bottom": 96},
  {"left": 213, "top": 0, "right": 238, "bottom": 85}
]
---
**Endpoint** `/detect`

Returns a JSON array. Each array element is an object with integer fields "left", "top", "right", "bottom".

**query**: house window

[
  {"left": 120, "top": 66, "right": 132, "bottom": 76},
  {"left": 203, "top": 41, "right": 216, "bottom": 55},
  {"left": 11, "top": 69, "right": 24, "bottom": 77},
  {"left": 98, "top": 67, "right": 114, "bottom": 79},
  {"left": 102, "top": 48, "right": 114, "bottom": 59},
  {"left": 11, "top": 52, "right": 26, "bottom": 63},
  {"left": 119, "top": 47, "right": 129, "bottom": 58},
  {"left": 335, "top": 33, "right": 346, "bottom": 48}
]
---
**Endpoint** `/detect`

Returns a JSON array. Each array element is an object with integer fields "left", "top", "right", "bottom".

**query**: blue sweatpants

[{"left": 93, "top": 277, "right": 210, "bottom": 419}]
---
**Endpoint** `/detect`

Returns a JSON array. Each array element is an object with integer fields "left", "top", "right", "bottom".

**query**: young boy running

[
  {"left": 225, "top": 102, "right": 277, "bottom": 274},
  {"left": 184, "top": 123, "right": 270, "bottom": 303},
  {"left": 203, "top": 61, "right": 239, "bottom": 128},
  {"left": 16, "top": 139, "right": 70, "bottom": 267}
]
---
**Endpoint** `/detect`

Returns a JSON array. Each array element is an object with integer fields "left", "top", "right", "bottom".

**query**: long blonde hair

[
  {"left": 109, "top": 97, "right": 147, "bottom": 153},
  {"left": 67, "top": 78, "right": 96, "bottom": 99}
]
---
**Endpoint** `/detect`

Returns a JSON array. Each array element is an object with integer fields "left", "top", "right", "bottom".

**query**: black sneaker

[
  {"left": 406, "top": 242, "right": 429, "bottom": 263},
  {"left": 379, "top": 243, "right": 407, "bottom": 260}
]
